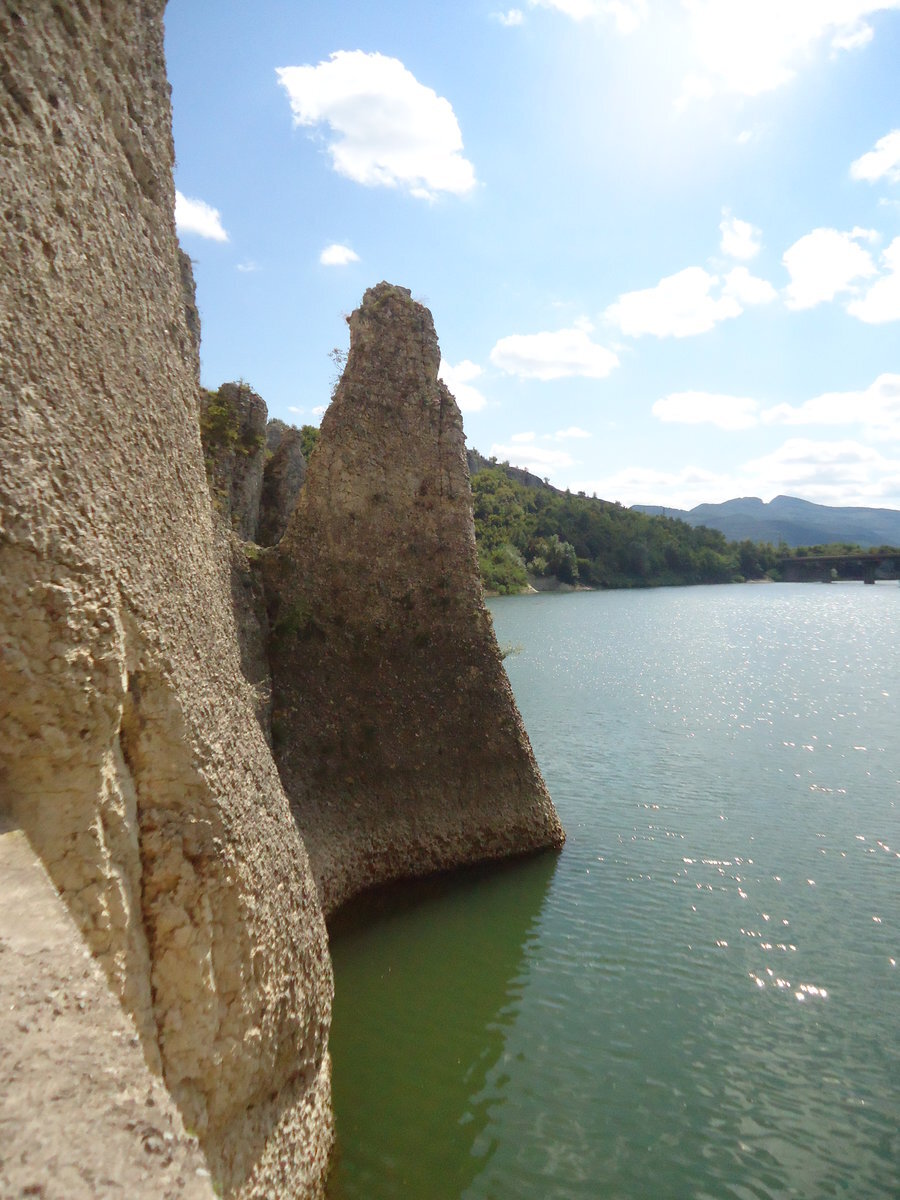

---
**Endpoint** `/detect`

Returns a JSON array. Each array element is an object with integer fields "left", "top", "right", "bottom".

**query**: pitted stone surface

[
  {"left": 0, "top": 5, "right": 332, "bottom": 1197},
  {"left": 0, "top": 822, "right": 215, "bottom": 1200},
  {"left": 259, "top": 421, "right": 307, "bottom": 546},
  {"left": 200, "top": 382, "right": 268, "bottom": 541},
  {"left": 266, "top": 283, "right": 565, "bottom": 915}
]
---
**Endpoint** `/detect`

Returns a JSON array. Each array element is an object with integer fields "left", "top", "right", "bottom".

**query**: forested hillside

[
  {"left": 298, "top": 433, "right": 895, "bottom": 592},
  {"left": 468, "top": 463, "right": 782, "bottom": 592}
]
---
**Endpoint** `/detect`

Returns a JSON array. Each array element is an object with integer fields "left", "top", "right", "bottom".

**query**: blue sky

[{"left": 165, "top": 1, "right": 900, "bottom": 511}]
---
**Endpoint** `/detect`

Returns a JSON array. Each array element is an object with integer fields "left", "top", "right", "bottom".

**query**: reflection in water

[
  {"left": 327, "top": 586, "right": 900, "bottom": 1199},
  {"left": 327, "top": 853, "right": 559, "bottom": 1200}
]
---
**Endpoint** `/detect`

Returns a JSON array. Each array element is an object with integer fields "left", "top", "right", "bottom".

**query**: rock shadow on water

[{"left": 325, "top": 850, "right": 560, "bottom": 1200}]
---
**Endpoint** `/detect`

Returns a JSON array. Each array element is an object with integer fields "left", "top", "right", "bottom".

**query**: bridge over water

[{"left": 780, "top": 553, "right": 900, "bottom": 583}]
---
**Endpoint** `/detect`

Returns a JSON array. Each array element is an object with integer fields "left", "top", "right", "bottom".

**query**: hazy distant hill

[{"left": 632, "top": 495, "right": 900, "bottom": 548}]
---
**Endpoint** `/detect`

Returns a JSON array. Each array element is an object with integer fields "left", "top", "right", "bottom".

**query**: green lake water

[{"left": 327, "top": 584, "right": 899, "bottom": 1199}]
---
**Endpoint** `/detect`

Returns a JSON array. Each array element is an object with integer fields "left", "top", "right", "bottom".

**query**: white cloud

[
  {"left": 511, "top": 431, "right": 536, "bottom": 443},
  {"left": 277, "top": 51, "right": 476, "bottom": 200},
  {"left": 782, "top": 227, "right": 877, "bottom": 309},
  {"left": 740, "top": 437, "right": 900, "bottom": 505},
  {"left": 288, "top": 406, "right": 304, "bottom": 415},
  {"left": 175, "top": 191, "right": 229, "bottom": 242},
  {"left": 606, "top": 265, "right": 773, "bottom": 338},
  {"left": 556, "top": 426, "right": 592, "bottom": 439},
  {"left": 607, "top": 268, "right": 733, "bottom": 337},
  {"left": 575, "top": 437, "right": 900, "bottom": 509},
  {"left": 572, "top": 464, "right": 729, "bottom": 509},
  {"left": 650, "top": 373, "right": 900, "bottom": 440},
  {"left": 311, "top": 405, "right": 327, "bottom": 417},
  {"left": 488, "top": 442, "right": 577, "bottom": 475},
  {"left": 237, "top": 260, "right": 259, "bottom": 273},
  {"left": 846, "top": 237, "right": 900, "bottom": 323},
  {"left": 762, "top": 373, "right": 900, "bottom": 436},
  {"left": 490, "top": 326, "right": 619, "bottom": 380},
  {"left": 681, "top": 1, "right": 900, "bottom": 99},
  {"left": 494, "top": 8, "right": 525, "bottom": 25},
  {"left": 653, "top": 391, "right": 761, "bottom": 431},
  {"left": 438, "top": 359, "right": 488, "bottom": 413},
  {"left": 832, "top": 21, "right": 876, "bottom": 48},
  {"left": 851, "top": 129, "right": 900, "bottom": 183},
  {"left": 723, "top": 266, "right": 778, "bottom": 306},
  {"left": 320, "top": 242, "right": 360, "bottom": 266},
  {"left": 720, "top": 211, "right": 762, "bottom": 260},
  {"left": 529, "top": 0, "right": 647, "bottom": 31}
]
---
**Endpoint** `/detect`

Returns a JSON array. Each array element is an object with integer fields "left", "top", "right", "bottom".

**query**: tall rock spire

[{"left": 266, "top": 283, "right": 565, "bottom": 914}]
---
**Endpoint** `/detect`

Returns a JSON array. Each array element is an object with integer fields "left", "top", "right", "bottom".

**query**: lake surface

[{"left": 327, "top": 584, "right": 899, "bottom": 1200}]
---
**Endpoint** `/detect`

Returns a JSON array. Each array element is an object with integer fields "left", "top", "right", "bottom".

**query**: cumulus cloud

[
  {"left": 488, "top": 442, "right": 577, "bottom": 475},
  {"left": 438, "top": 359, "right": 488, "bottom": 413},
  {"left": 277, "top": 51, "right": 476, "bottom": 200},
  {"left": 556, "top": 426, "right": 592, "bottom": 439},
  {"left": 575, "top": 437, "right": 900, "bottom": 509},
  {"left": 851, "top": 129, "right": 900, "bottom": 183},
  {"left": 606, "top": 264, "right": 774, "bottom": 338},
  {"left": 494, "top": 8, "right": 525, "bottom": 24},
  {"left": 319, "top": 242, "right": 360, "bottom": 266},
  {"left": 720, "top": 211, "right": 762, "bottom": 259},
  {"left": 490, "top": 325, "right": 619, "bottom": 380},
  {"left": 653, "top": 391, "right": 760, "bottom": 431},
  {"left": 571, "top": 464, "right": 729, "bottom": 509},
  {"left": 681, "top": 1, "right": 900, "bottom": 99},
  {"left": 724, "top": 266, "right": 778, "bottom": 306},
  {"left": 740, "top": 437, "right": 900, "bottom": 505},
  {"left": 649, "top": 374, "right": 900, "bottom": 440},
  {"left": 529, "top": 0, "right": 647, "bottom": 31},
  {"left": 782, "top": 227, "right": 877, "bottom": 309},
  {"left": 762, "top": 373, "right": 900, "bottom": 435},
  {"left": 175, "top": 191, "right": 229, "bottom": 242},
  {"left": 847, "top": 236, "right": 900, "bottom": 323}
]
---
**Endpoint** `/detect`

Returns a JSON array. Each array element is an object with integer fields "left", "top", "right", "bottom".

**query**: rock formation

[
  {"left": 0, "top": 4, "right": 332, "bottom": 1197},
  {"left": 0, "top": 819, "right": 215, "bottom": 1200},
  {"left": 1, "top": 5, "right": 564, "bottom": 1196},
  {"left": 259, "top": 420, "right": 308, "bottom": 546},
  {"left": 200, "top": 382, "right": 269, "bottom": 540},
  {"left": 265, "top": 283, "right": 564, "bottom": 914}
]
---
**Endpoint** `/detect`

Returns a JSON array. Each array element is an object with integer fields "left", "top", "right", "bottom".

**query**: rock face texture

[
  {"left": 259, "top": 420, "right": 308, "bottom": 546},
  {"left": 0, "top": 820, "right": 215, "bottom": 1200},
  {"left": 266, "top": 283, "right": 565, "bottom": 914},
  {"left": 200, "top": 383, "right": 269, "bottom": 540},
  {"left": 0, "top": 5, "right": 332, "bottom": 1197},
  {"left": 1, "top": 4, "right": 564, "bottom": 1194}
]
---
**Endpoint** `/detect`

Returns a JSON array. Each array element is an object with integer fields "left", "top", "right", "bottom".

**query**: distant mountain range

[{"left": 632, "top": 495, "right": 900, "bottom": 549}]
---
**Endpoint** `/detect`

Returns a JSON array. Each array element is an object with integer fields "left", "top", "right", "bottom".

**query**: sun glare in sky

[{"left": 165, "top": 0, "right": 900, "bottom": 511}]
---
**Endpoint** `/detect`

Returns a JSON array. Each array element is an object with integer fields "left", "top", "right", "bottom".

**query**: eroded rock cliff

[
  {"left": 265, "top": 283, "right": 564, "bottom": 914},
  {"left": 1, "top": 4, "right": 564, "bottom": 1194},
  {"left": 0, "top": 4, "right": 332, "bottom": 1197}
]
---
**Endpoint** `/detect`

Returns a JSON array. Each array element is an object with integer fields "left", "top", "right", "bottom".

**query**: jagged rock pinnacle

[{"left": 266, "top": 283, "right": 565, "bottom": 913}]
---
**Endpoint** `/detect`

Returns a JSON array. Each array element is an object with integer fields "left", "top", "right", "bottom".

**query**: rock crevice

[{"left": 1, "top": 4, "right": 333, "bottom": 1196}]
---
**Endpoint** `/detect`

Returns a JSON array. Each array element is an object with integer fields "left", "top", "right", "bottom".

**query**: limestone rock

[
  {"left": 0, "top": 820, "right": 215, "bottom": 1200},
  {"left": 265, "top": 283, "right": 565, "bottom": 914},
  {"left": 200, "top": 382, "right": 268, "bottom": 541},
  {"left": 0, "top": 5, "right": 332, "bottom": 1197},
  {"left": 179, "top": 249, "right": 202, "bottom": 373},
  {"left": 259, "top": 420, "right": 307, "bottom": 546}
]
